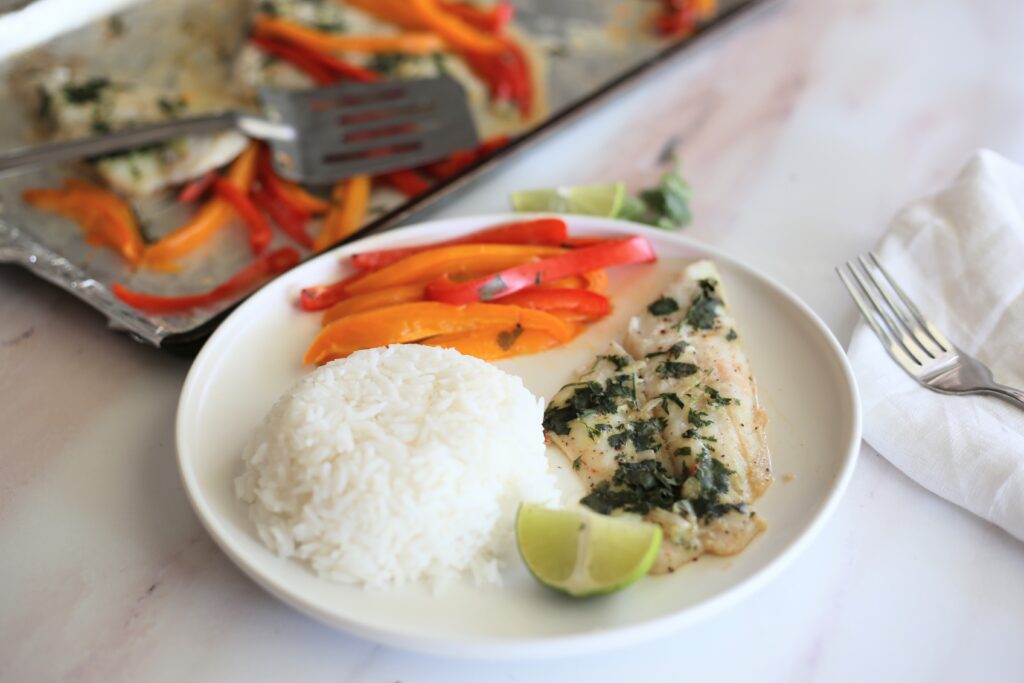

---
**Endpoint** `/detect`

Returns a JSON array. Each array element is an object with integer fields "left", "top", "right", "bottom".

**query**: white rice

[{"left": 234, "top": 344, "right": 559, "bottom": 589}]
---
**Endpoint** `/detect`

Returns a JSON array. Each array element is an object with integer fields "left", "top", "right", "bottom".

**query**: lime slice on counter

[
  {"left": 510, "top": 182, "right": 626, "bottom": 217},
  {"left": 516, "top": 503, "right": 662, "bottom": 597}
]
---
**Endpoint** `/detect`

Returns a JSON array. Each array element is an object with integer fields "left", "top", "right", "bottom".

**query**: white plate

[{"left": 176, "top": 214, "right": 861, "bottom": 659}]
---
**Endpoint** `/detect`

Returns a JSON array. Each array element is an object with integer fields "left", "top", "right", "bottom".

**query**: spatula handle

[{"left": 0, "top": 112, "right": 238, "bottom": 177}]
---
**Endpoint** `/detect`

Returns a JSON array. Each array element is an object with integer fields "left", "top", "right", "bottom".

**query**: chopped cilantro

[
  {"left": 658, "top": 392, "right": 685, "bottom": 411},
  {"left": 683, "top": 278, "right": 721, "bottom": 330},
  {"left": 688, "top": 409, "right": 711, "bottom": 428},
  {"left": 657, "top": 360, "right": 698, "bottom": 379},
  {"left": 645, "top": 341, "right": 688, "bottom": 359},
  {"left": 703, "top": 386, "right": 734, "bottom": 407},
  {"left": 580, "top": 459, "right": 678, "bottom": 515},
  {"left": 572, "top": 456, "right": 583, "bottom": 471},
  {"left": 607, "top": 417, "right": 666, "bottom": 452},
  {"left": 600, "top": 354, "right": 629, "bottom": 370},
  {"left": 542, "top": 375, "right": 636, "bottom": 435},
  {"left": 157, "top": 97, "right": 187, "bottom": 117},
  {"left": 62, "top": 78, "right": 111, "bottom": 104},
  {"left": 496, "top": 324, "right": 523, "bottom": 351},
  {"left": 726, "top": 328, "right": 738, "bottom": 341},
  {"left": 368, "top": 52, "right": 410, "bottom": 76},
  {"left": 647, "top": 296, "right": 679, "bottom": 316},
  {"left": 675, "top": 446, "right": 692, "bottom": 456}
]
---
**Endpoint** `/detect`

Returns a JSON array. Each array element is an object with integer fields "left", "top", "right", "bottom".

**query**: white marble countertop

[{"left": 4, "top": 0, "right": 1024, "bottom": 680}]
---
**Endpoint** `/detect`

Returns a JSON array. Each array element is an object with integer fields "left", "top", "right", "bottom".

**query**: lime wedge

[
  {"left": 516, "top": 503, "right": 662, "bottom": 597},
  {"left": 510, "top": 182, "right": 626, "bottom": 217}
]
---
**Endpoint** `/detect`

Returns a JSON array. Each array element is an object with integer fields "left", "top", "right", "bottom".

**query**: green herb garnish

[
  {"left": 656, "top": 360, "right": 698, "bottom": 379},
  {"left": 580, "top": 459, "right": 678, "bottom": 515},
  {"left": 683, "top": 278, "right": 721, "bottom": 330},
  {"left": 647, "top": 296, "right": 679, "bottom": 316},
  {"left": 63, "top": 77, "right": 111, "bottom": 104},
  {"left": 496, "top": 324, "right": 523, "bottom": 351}
]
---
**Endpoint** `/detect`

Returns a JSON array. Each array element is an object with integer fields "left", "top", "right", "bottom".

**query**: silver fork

[{"left": 837, "top": 253, "right": 1024, "bottom": 410}]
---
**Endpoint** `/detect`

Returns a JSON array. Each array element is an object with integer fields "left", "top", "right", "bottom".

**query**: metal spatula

[{"left": 0, "top": 76, "right": 478, "bottom": 185}]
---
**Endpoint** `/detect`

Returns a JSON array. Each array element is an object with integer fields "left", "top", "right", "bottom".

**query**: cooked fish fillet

[
  {"left": 36, "top": 69, "right": 247, "bottom": 196},
  {"left": 544, "top": 260, "right": 771, "bottom": 573}
]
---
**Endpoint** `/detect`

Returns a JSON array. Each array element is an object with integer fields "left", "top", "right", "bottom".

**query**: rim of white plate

[{"left": 176, "top": 214, "right": 862, "bottom": 659}]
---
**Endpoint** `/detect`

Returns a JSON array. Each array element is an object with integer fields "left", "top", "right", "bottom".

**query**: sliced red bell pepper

[
  {"left": 251, "top": 185, "right": 313, "bottom": 250},
  {"left": 213, "top": 178, "right": 273, "bottom": 255},
  {"left": 249, "top": 35, "right": 380, "bottom": 84},
  {"left": 426, "top": 235, "right": 656, "bottom": 305},
  {"left": 177, "top": 170, "right": 217, "bottom": 204},
  {"left": 425, "top": 135, "right": 509, "bottom": 181},
  {"left": 113, "top": 247, "right": 300, "bottom": 314},
  {"left": 298, "top": 269, "right": 371, "bottom": 312},
  {"left": 249, "top": 35, "right": 341, "bottom": 85},
  {"left": 377, "top": 169, "right": 433, "bottom": 198},
  {"left": 350, "top": 217, "right": 568, "bottom": 271},
  {"left": 496, "top": 287, "right": 611, "bottom": 321}
]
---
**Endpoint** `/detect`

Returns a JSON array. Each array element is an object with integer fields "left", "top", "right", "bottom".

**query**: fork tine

[
  {"left": 837, "top": 264, "right": 920, "bottom": 373},
  {"left": 844, "top": 259, "right": 926, "bottom": 366},
  {"left": 868, "top": 253, "right": 952, "bottom": 352},
  {"left": 856, "top": 255, "right": 943, "bottom": 360}
]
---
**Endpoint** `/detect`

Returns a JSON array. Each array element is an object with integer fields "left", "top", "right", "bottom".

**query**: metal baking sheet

[{"left": 0, "top": 0, "right": 771, "bottom": 352}]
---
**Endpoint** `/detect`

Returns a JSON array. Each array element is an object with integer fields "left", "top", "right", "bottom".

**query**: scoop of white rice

[{"left": 234, "top": 344, "right": 559, "bottom": 588}]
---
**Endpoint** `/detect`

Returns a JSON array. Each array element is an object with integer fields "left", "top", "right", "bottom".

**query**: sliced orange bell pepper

[
  {"left": 113, "top": 247, "right": 300, "bottom": 314},
  {"left": 422, "top": 323, "right": 560, "bottom": 361},
  {"left": 314, "top": 175, "right": 371, "bottom": 252},
  {"left": 23, "top": 180, "right": 144, "bottom": 266},
  {"left": 344, "top": 0, "right": 423, "bottom": 29},
  {"left": 143, "top": 142, "right": 260, "bottom": 269},
  {"left": 405, "top": 0, "right": 506, "bottom": 54},
  {"left": 254, "top": 17, "right": 445, "bottom": 54},
  {"left": 345, "top": 243, "right": 564, "bottom": 295},
  {"left": 321, "top": 283, "right": 424, "bottom": 326},
  {"left": 304, "top": 301, "right": 571, "bottom": 364},
  {"left": 258, "top": 146, "right": 331, "bottom": 215}
]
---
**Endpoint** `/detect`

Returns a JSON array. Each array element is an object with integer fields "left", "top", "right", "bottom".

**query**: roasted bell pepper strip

[
  {"left": 421, "top": 323, "right": 560, "bottom": 361},
  {"left": 350, "top": 218, "right": 568, "bottom": 271},
  {"left": 177, "top": 170, "right": 217, "bottom": 204},
  {"left": 304, "top": 301, "right": 572, "bottom": 364},
  {"left": 251, "top": 185, "right": 313, "bottom": 250},
  {"left": 113, "top": 247, "right": 300, "bottom": 314},
  {"left": 437, "top": 0, "right": 514, "bottom": 34},
  {"left": 250, "top": 34, "right": 380, "bottom": 83},
  {"left": 495, "top": 287, "right": 611, "bottom": 321},
  {"left": 345, "top": 243, "right": 565, "bottom": 295},
  {"left": 298, "top": 269, "right": 371, "bottom": 311},
  {"left": 426, "top": 235, "right": 656, "bottom": 304},
  {"left": 143, "top": 142, "right": 260, "bottom": 268},
  {"left": 581, "top": 269, "right": 609, "bottom": 293},
  {"left": 23, "top": 181, "right": 145, "bottom": 266},
  {"left": 258, "top": 146, "right": 331, "bottom": 215},
  {"left": 213, "top": 178, "right": 273, "bottom": 255},
  {"left": 377, "top": 169, "right": 432, "bottom": 198},
  {"left": 425, "top": 135, "right": 509, "bottom": 180},
  {"left": 321, "top": 283, "right": 424, "bottom": 325},
  {"left": 344, "top": 0, "right": 424, "bottom": 29},
  {"left": 254, "top": 17, "right": 445, "bottom": 55},
  {"left": 403, "top": 0, "right": 506, "bottom": 54},
  {"left": 313, "top": 175, "right": 371, "bottom": 252}
]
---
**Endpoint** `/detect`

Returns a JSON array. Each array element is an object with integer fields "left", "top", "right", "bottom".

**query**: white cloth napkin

[{"left": 847, "top": 149, "right": 1024, "bottom": 542}]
